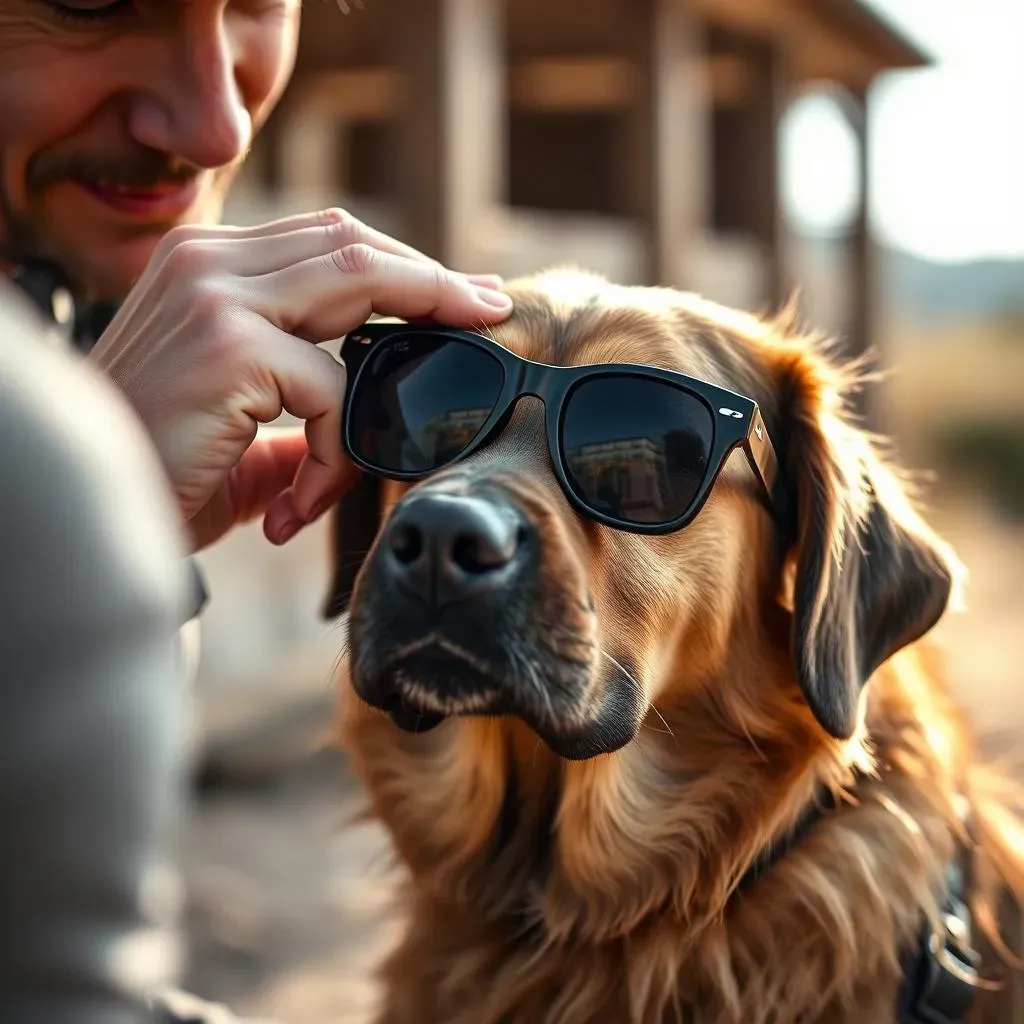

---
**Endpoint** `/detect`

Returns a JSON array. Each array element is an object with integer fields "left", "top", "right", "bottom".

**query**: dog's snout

[{"left": 383, "top": 493, "right": 525, "bottom": 606}]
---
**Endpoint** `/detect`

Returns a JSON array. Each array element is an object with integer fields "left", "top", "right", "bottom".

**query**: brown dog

[{"left": 325, "top": 269, "right": 1024, "bottom": 1024}]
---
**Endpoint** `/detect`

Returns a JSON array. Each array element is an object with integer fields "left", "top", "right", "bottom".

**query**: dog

[{"left": 324, "top": 269, "right": 1024, "bottom": 1023}]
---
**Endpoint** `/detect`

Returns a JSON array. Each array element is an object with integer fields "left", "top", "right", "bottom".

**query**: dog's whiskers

[
  {"left": 599, "top": 649, "right": 677, "bottom": 744},
  {"left": 646, "top": 705, "right": 678, "bottom": 742}
]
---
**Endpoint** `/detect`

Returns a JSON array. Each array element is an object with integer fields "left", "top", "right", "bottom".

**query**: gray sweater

[{"left": 0, "top": 284, "right": 190, "bottom": 1023}]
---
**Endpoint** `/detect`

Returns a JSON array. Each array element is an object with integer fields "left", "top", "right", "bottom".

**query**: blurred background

[{"left": 178, "top": 1, "right": 1024, "bottom": 1020}]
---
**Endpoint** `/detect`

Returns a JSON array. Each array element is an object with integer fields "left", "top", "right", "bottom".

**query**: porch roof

[{"left": 296, "top": 0, "right": 931, "bottom": 91}]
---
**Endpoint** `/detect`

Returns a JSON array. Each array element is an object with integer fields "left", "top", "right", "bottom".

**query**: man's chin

[{"left": 34, "top": 183, "right": 226, "bottom": 302}]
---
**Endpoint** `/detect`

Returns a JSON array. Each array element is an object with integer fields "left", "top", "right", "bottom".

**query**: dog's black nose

[{"left": 383, "top": 493, "right": 523, "bottom": 606}]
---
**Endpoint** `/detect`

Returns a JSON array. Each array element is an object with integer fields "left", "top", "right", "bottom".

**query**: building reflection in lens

[
  {"left": 404, "top": 406, "right": 494, "bottom": 467},
  {"left": 564, "top": 429, "right": 706, "bottom": 523}
]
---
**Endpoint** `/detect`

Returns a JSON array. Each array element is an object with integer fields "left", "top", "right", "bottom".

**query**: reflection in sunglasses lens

[
  {"left": 348, "top": 334, "right": 505, "bottom": 474},
  {"left": 561, "top": 376, "right": 713, "bottom": 525}
]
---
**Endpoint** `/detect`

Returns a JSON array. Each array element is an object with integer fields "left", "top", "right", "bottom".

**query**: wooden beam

[
  {"left": 510, "top": 56, "right": 635, "bottom": 112},
  {"left": 619, "top": 0, "right": 708, "bottom": 287},
  {"left": 385, "top": 0, "right": 505, "bottom": 270},
  {"left": 295, "top": 68, "right": 399, "bottom": 121},
  {"left": 292, "top": 54, "right": 752, "bottom": 122}
]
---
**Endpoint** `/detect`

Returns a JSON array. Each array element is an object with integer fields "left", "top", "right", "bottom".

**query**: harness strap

[{"left": 898, "top": 855, "right": 981, "bottom": 1024}]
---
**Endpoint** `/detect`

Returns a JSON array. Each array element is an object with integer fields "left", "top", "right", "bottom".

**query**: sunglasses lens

[
  {"left": 348, "top": 333, "right": 505, "bottom": 474},
  {"left": 560, "top": 375, "right": 714, "bottom": 526}
]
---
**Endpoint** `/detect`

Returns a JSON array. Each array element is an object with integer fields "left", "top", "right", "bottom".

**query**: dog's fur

[{"left": 328, "top": 269, "right": 1024, "bottom": 1023}]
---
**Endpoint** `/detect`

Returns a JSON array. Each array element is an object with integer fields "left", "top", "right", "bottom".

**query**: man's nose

[
  {"left": 127, "top": 23, "right": 251, "bottom": 169},
  {"left": 382, "top": 493, "right": 528, "bottom": 607}
]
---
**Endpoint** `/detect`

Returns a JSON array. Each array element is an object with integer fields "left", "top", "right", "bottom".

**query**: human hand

[{"left": 89, "top": 208, "right": 513, "bottom": 551}]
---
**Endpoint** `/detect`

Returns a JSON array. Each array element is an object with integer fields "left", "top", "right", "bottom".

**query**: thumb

[
  {"left": 260, "top": 431, "right": 362, "bottom": 546},
  {"left": 187, "top": 428, "right": 309, "bottom": 550}
]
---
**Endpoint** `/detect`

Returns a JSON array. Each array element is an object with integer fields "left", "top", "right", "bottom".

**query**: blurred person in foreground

[
  {"left": 0, "top": 1, "right": 514, "bottom": 1021},
  {"left": 0, "top": 283, "right": 193, "bottom": 1023}
]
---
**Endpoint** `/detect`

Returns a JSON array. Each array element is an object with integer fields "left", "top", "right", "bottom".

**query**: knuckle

[
  {"left": 153, "top": 224, "right": 205, "bottom": 263},
  {"left": 324, "top": 209, "right": 365, "bottom": 248},
  {"left": 432, "top": 263, "right": 460, "bottom": 292},
  {"left": 160, "top": 223, "right": 203, "bottom": 249},
  {"left": 320, "top": 206, "right": 357, "bottom": 230},
  {"left": 164, "top": 237, "right": 217, "bottom": 276},
  {"left": 329, "top": 242, "right": 378, "bottom": 278}
]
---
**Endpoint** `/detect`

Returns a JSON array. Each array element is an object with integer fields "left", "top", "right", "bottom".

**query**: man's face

[{"left": 0, "top": 0, "right": 300, "bottom": 301}]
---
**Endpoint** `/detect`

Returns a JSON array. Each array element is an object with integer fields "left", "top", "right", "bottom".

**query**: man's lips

[{"left": 75, "top": 178, "right": 200, "bottom": 220}]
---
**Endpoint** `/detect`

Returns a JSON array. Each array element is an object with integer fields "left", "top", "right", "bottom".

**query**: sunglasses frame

[{"left": 341, "top": 322, "right": 780, "bottom": 536}]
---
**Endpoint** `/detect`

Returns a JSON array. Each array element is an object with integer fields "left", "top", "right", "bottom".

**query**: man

[
  {"left": 1, "top": 0, "right": 512, "bottom": 551},
  {"left": 0, "top": 1, "right": 514, "bottom": 1020}
]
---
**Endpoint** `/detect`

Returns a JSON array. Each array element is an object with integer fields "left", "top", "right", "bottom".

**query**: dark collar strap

[
  {"left": 899, "top": 854, "right": 981, "bottom": 1024},
  {"left": 736, "top": 782, "right": 979, "bottom": 1024},
  {"left": 10, "top": 259, "right": 117, "bottom": 353}
]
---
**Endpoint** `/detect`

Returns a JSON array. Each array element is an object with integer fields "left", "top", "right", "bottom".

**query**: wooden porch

[{"left": 245, "top": 0, "right": 928, "bottom": 356}]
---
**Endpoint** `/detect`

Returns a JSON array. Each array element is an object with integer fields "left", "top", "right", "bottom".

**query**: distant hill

[
  {"left": 800, "top": 235, "right": 1024, "bottom": 327},
  {"left": 883, "top": 248, "right": 1024, "bottom": 326}
]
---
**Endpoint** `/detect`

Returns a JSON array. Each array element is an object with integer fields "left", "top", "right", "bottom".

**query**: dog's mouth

[
  {"left": 385, "top": 635, "right": 505, "bottom": 717},
  {"left": 349, "top": 626, "right": 647, "bottom": 759},
  {"left": 354, "top": 631, "right": 541, "bottom": 733}
]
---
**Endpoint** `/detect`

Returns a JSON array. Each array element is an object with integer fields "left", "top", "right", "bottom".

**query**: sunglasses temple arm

[{"left": 742, "top": 410, "right": 781, "bottom": 511}]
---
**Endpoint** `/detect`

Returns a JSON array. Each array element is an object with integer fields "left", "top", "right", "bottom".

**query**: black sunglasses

[{"left": 340, "top": 323, "right": 780, "bottom": 535}]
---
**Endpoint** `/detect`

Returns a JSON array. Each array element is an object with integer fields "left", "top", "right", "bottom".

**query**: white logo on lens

[{"left": 719, "top": 407, "right": 743, "bottom": 419}]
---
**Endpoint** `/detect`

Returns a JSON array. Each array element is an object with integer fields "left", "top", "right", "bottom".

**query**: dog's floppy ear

[
  {"left": 775, "top": 346, "right": 963, "bottom": 739},
  {"left": 321, "top": 473, "right": 383, "bottom": 620}
]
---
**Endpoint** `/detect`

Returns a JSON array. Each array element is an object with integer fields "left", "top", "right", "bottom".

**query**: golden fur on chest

[
  {"left": 342, "top": 643, "right": 1011, "bottom": 1024},
  {"left": 330, "top": 270, "right": 1024, "bottom": 1024}
]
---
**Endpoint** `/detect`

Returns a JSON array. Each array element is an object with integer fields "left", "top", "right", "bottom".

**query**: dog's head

[
  {"left": 329, "top": 270, "right": 958, "bottom": 752},
  {"left": 326, "top": 270, "right": 963, "bottom": 946}
]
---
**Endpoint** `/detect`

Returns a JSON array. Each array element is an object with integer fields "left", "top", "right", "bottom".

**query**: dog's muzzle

[
  {"left": 347, "top": 479, "right": 645, "bottom": 759},
  {"left": 347, "top": 483, "right": 540, "bottom": 728}
]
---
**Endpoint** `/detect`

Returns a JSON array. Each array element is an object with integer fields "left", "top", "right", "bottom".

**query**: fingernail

[
  {"left": 474, "top": 286, "right": 513, "bottom": 310},
  {"left": 274, "top": 515, "right": 301, "bottom": 544}
]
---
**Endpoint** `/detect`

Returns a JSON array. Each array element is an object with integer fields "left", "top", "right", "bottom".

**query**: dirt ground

[
  {"left": 179, "top": 748, "right": 397, "bottom": 1024},
  {"left": 178, "top": 497, "right": 1024, "bottom": 1024}
]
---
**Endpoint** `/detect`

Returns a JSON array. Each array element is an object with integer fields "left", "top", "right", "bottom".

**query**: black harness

[{"left": 737, "top": 783, "right": 981, "bottom": 1024}]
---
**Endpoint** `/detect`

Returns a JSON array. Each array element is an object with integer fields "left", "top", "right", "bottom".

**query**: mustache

[{"left": 26, "top": 147, "right": 203, "bottom": 192}]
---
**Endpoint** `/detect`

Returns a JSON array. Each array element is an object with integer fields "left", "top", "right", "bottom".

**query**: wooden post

[
  {"left": 277, "top": 100, "right": 339, "bottom": 198},
  {"left": 746, "top": 42, "right": 791, "bottom": 313},
  {"left": 619, "top": 0, "right": 708, "bottom": 288},
  {"left": 388, "top": 0, "right": 505, "bottom": 271},
  {"left": 845, "top": 84, "right": 876, "bottom": 420}
]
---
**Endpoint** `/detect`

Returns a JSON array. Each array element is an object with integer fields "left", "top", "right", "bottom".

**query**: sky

[{"left": 779, "top": 0, "right": 1024, "bottom": 263}]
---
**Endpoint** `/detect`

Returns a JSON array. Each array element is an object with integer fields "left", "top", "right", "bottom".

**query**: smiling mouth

[{"left": 74, "top": 177, "right": 200, "bottom": 220}]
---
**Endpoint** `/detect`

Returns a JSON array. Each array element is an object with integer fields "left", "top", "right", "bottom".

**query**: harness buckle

[{"left": 901, "top": 877, "right": 980, "bottom": 1024}]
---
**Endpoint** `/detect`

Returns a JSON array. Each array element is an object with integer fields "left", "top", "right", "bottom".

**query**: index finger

[{"left": 257, "top": 244, "right": 514, "bottom": 342}]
